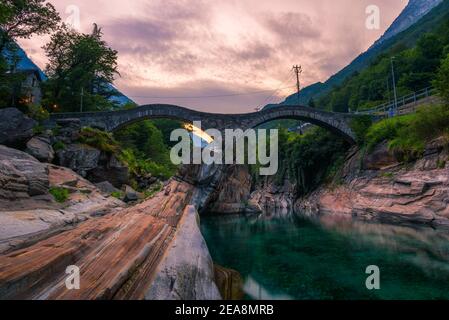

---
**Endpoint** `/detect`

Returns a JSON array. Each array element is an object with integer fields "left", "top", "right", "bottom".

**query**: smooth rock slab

[{"left": 145, "top": 205, "right": 221, "bottom": 300}]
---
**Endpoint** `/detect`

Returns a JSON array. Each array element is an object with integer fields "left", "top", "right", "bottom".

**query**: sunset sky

[{"left": 19, "top": 0, "right": 408, "bottom": 113}]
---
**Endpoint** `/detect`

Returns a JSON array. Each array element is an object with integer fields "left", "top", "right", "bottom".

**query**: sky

[{"left": 19, "top": 0, "right": 408, "bottom": 113}]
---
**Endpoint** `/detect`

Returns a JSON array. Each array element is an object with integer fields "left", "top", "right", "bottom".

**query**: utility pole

[
  {"left": 80, "top": 88, "right": 84, "bottom": 113},
  {"left": 293, "top": 65, "right": 303, "bottom": 134},
  {"left": 390, "top": 57, "right": 398, "bottom": 116}
]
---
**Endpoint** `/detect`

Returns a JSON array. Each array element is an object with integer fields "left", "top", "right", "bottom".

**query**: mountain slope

[{"left": 280, "top": 0, "right": 445, "bottom": 106}]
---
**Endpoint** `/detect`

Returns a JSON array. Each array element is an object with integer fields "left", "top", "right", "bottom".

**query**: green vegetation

[
  {"left": 0, "top": 0, "right": 60, "bottom": 109},
  {"left": 316, "top": 15, "right": 449, "bottom": 112},
  {"left": 52, "top": 141, "right": 65, "bottom": 152},
  {"left": 364, "top": 104, "right": 449, "bottom": 162},
  {"left": 42, "top": 25, "right": 119, "bottom": 112},
  {"left": 350, "top": 115, "right": 373, "bottom": 144},
  {"left": 49, "top": 187, "right": 69, "bottom": 203},
  {"left": 251, "top": 127, "right": 350, "bottom": 196},
  {"left": 433, "top": 53, "right": 449, "bottom": 103},
  {"left": 78, "top": 127, "right": 119, "bottom": 154},
  {"left": 111, "top": 191, "right": 123, "bottom": 200},
  {"left": 115, "top": 120, "right": 180, "bottom": 181}
]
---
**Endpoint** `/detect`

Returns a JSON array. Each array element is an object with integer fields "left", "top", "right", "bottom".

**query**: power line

[
  {"left": 125, "top": 86, "right": 296, "bottom": 99},
  {"left": 257, "top": 71, "right": 296, "bottom": 109}
]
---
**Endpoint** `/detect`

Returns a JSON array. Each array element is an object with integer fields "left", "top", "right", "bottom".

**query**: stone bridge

[{"left": 46, "top": 104, "right": 360, "bottom": 144}]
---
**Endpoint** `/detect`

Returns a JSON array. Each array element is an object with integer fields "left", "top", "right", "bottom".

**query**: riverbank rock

[
  {"left": 145, "top": 205, "right": 221, "bottom": 300},
  {"left": 249, "top": 177, "right": 296, "bottom": 213},
  {"left": 0, "top": 177, "right": 200, "bottom": 299},
  {"left": 54, "top": 118, "right": 81, "bottom": 144},
  {"left": 207, "top": 165, "right": 254, "bottom": 214},
  {"left": 214, "top": 264, "right": 244, "bottom": 300},
  {"left": 0, "top": 108, "right": 37, "bottom": 147},
  {"left": 56, "top": 144, "right": 101, "bottom": 177},
  {"left": 95, "top": 181, "right": 120, "bottom": 194},
  {"left": 0, "top": 145, "right": 49, "bottom": 198},
  {"left": 363, "top": 141, "right": 398, "bottom": 170},
  {"left": 25, "top": 135, "right": 55, "bottom": 163},
  {"left": 122, "top": 185, "right": 139, "bottom": 202},
  {"left": 295, "top": 140, "right": 449, "bottom": 228},
  {"left": 86, "top": 155, "right": 129, "bottom": 188}
]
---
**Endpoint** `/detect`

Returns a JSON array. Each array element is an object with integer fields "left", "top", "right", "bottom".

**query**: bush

[
  {"left": 365, "top": 114, "right": 415, "bottom": 152},
  {"left": 365, "top": 104, "right": 449, "bottom": 161},
  {"left": 27, "top": 104, "right": 49, "bottom": 123},
  {"left": 49, "top": 187, "right": 70, "bottom": 203},
  {"left": 53, "top": 141, "right": 66, "bottom": 152},
  {"left": 78, "top": 127, "right": 119, "bottom": 154},
  {"left": 433, "top": 54, "right": 449, "bottom": 103},
  {"left": 350, "top": 115, "right": 373, "bottom": 144},
  {"left": 118, "top": 148, "right": 177, "bottom": 181}
]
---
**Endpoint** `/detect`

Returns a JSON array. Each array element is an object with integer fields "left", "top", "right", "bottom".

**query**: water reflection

[{"left": 201, "top": 210, "right": 449, "bottom": 300}]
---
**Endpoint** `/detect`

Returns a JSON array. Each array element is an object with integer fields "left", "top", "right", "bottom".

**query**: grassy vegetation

[
  {"left": 111, "top": 191, "right": 123, "bottom": 199},
  {"left": 49, "top": 187, "right": 70, "bottom": 203},
  {"left": 52, "top": 141, "right": 66, "bottom": 152},
  {"left": 78, "top": 127, "right": 120, "bottom": 154},
  {"left": 362, "top": 104, "right": 449, "bottom": 162}
]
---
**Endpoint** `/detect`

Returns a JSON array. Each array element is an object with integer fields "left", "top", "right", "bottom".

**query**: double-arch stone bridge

[{"left": 46, "top": 104, "right": 360, "bottom": 144}]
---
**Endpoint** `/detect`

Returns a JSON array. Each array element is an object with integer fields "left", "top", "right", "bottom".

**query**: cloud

[
  {"left": 263, "top": 12, "right": 321, "bottom": 40},
  {"left": 18, "top": 0, "right": 408, "bottom": 112}
]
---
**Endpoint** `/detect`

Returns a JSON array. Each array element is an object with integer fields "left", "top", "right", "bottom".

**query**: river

[{"left": 201, "top": 211, "right": 449, "bottom": 300}]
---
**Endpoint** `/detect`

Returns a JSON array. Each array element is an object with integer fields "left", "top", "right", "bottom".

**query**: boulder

[
  {"left": 87, "top": 155, "right": 129, "bottom": 188},
  {"left": 363, "top": 141, "right": 398, "bottom": 170},
  {"left": 54, "top": 118, "right": 81, "bottom": 144},
  {"left": 122, "top": 185, "right": 138, "bottom": 202},
  {"left": 25, "top": 136, "right": 55, "bottom": 163},
  {"left": 95, "top": 181, "right": 120, "bottom": 194},
  {"left": 0, "top": 108, "right": 37, "bottom": 147},
  {"left": 214, "top": 264, "right": 244, "bottom": 300},
  {"left": 56, "top": 144, "right": 101, "bottom": 177},
  {"left": 0, "top": 145, "right": 49, "bottom": 198}
]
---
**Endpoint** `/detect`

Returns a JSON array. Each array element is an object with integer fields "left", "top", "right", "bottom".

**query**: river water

[{"left": 201, "top": 211, "right": 449, "bottom": 300}]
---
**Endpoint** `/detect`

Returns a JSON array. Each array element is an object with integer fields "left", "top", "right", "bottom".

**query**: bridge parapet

[{"left": 46, "top": 104, "right": 362, "bottom": 144}]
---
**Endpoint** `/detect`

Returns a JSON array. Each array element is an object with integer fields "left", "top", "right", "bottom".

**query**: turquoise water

[{"left": 201, "top": 213, "right": 449, "bottom": 300}]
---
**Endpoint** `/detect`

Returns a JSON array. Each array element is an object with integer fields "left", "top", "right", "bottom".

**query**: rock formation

[{"left": 0, "top": 108, "right": 37, "bottom": 147}]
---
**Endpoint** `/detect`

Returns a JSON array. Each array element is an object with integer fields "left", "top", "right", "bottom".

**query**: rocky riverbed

[{"left": 247, "top": 137, "right": 449, "bottom": 228}]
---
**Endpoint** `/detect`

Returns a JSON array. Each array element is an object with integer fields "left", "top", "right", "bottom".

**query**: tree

[
  {"left": 308, "top": 98, "right": 316, "bottom": 108},
  {"left": 433, "top": 54, "right": 449, "bottom": 104},
  {"left": 43, "top": 25, "right": 120, "bottom": 112},
  {"left": 0, "top": 0, "right": 60, "bottom": 52}
]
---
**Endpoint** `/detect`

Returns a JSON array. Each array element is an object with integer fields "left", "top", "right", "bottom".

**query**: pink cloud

[{"left": 19, "top": 0, "right": 408, "bottom": 112}]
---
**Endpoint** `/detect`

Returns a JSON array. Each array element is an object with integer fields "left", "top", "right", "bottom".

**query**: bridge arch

[
  {"left": 46, "top": 104, "right": 358, "bottom": 144},
  {"left": 241, "top": 106, "right": 356, "bottom": 143}
]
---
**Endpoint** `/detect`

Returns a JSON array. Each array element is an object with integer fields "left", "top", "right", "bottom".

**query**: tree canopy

[
  {"left": 42, "top": 25, "right": 120, "bottom": 112},
  {"left": 0, "top": 0, "right": 60, "bottom": 52}
]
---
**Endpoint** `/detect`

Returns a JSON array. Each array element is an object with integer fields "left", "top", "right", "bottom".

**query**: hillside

[{"left": 280, "top": 0, "right": 446, "bottom": 106}]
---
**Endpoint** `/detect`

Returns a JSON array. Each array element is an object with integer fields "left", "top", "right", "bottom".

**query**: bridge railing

[{"left": 354, "top": 87, "right": 436, "bottom": 117}]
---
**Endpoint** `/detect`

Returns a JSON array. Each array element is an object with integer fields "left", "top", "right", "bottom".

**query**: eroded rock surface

[
  {"left": 25, "top": 135, "right": 55, "bottom": 163},
  {"left": 296, "top": 140, "right": 449, "bottom": 227},
  {"left": 0, "top": 145, "right": 49, "bottom": 198},
  {"left": 145, "top": 205, "right": 221, "bottom": 300}
]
